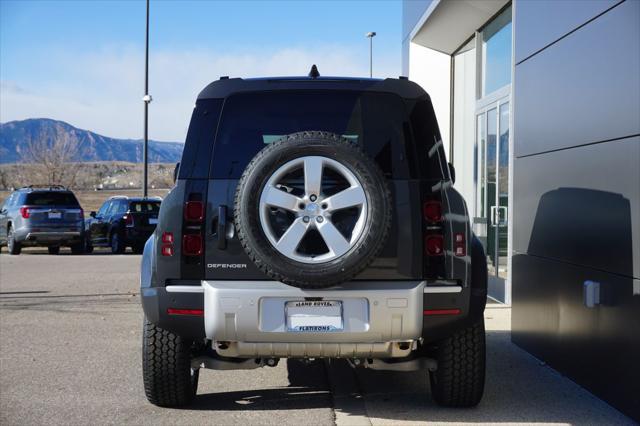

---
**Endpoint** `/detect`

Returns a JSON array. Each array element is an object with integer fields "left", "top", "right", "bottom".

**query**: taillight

[
  {"left": 161, "top": 232, "right": 174, "bottom": 256},
  {"left": 183, "top": 234, "right": 203, "bottom": 256},
  {"left": 19, "top": 207, "right": 30, "bottom": 219},
  {"left": 454, "top": 232, "right": 466, "bottom": 257},
  {"left": 124, "top": 214, "right": 134, "bottom": 227},
  {"left": 161, "top": 245, "right": 174, "bottom": 256},
  {"left": 425, "top": 234, "right": 444, "bottom": 256},
  {"left": 423, "top": 201, "right": 442, "bottom": 222},
  {"left": 184, "top": 201, "right": 204, "bottom": 222},
  {"left": 181, "top": 194, "right": 206, "bottom": 270}
]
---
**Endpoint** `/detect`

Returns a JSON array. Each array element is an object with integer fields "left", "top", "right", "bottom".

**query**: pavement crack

[{"left": 324, "top": 359, "right": 372, "bottom": 426}]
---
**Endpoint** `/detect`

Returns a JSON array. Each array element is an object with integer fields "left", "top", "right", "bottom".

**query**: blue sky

[{"left": 1, "top": 0, "right": 401, "bottom": 141}]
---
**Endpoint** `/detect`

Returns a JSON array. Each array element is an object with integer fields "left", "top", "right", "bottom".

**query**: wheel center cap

[{"left": 306, "top": 203, "right": 319, "bottom": 213}]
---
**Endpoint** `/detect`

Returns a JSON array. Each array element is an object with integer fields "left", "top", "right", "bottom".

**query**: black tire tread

[
  {"left": 142, "top": 318, "right": 196, "bottom": 407},
  {"left": 429, "top": 319, "right": 486, "bottom": 407},
  {"left": 7, "top": 226, "right": 21, "bottom": 255},
  {"left": 234, "top": 131, "right": 392, "bottom": 289},
  {"left": 110, "top": 232, "right": 125, "bottom": 254}
]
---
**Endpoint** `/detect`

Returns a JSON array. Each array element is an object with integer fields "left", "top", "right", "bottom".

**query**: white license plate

[
  {"left": 286, "top": 300, "right": 343, "bottom": 332},
  {"left": 48, "top": 212, "right": 62, "bottom": 219},
  {"left": 149, "top": 218, "right": 158, "bottom": 224}
]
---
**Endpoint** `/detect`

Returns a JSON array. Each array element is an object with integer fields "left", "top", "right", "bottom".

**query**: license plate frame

[
  {"left": 285, "top": 300, "right": 343, "bottom": 332},
  {"left": 48, "top": 212, "right": 62, "bottom": 219}
]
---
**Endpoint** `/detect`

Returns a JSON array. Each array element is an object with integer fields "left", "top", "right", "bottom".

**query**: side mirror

[
  {"left": 448, "top": 162, "right": 456, "bottom": 184},
  {"left": 90, "top": 211, "right": 97, "bottom": 218},
  {"left": 173, "top": 162, "right": 180, "bottom": 184}
]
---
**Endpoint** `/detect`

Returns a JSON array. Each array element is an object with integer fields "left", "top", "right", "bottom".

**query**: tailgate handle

[{"left": 217, "top": 205, "right": 228, "bottom": 250}]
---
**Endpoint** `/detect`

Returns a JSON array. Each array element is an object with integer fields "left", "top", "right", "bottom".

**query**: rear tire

[
  {"left": 48, "top": 246, "right": 60, "bottom": 255},
  {"left": 429, "top": 319, "right": 486, "bottom": 407},
  {"left": 110, "top": 232, "right": 125, "bottom": 254},
  {"left": 132, "top": 243, "right": 144, "bottom": 254},
  {"left": 84, "top": 235, "right": 94, "bottom": 254},
  {"left": 142, "top": 318, "right": 199, "bottom": 407},
  {"left": 7, "top": 226, "right": 21, "bottom": 255}
]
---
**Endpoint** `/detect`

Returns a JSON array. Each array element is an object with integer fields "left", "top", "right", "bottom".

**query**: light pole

[
  {"left": 366, "top": 31, "right": 376, "bottom": 78},
  {"left": 142, "top": 0, "right": 152, "bottom": 198}
]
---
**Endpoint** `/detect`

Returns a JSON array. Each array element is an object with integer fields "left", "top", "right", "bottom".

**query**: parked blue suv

[{"left": 0, "top": 185, "right": 85, "bottom": 255}]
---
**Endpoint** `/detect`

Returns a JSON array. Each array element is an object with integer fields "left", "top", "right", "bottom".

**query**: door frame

[{"left": 474, "top": 86, "right": 511, "bottom": 304}]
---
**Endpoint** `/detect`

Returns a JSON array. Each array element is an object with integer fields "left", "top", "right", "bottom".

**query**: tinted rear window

[
  {"left": 129, "top": 201, "right": 160, "bottom": 213},
  {"left": 210, "top": 91, "right": 415, "bottom": 179},
  {"left": 25, "top": 192, "right": 79, "bottom": 206}
]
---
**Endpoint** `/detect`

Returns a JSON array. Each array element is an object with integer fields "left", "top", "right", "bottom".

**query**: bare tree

[
  {"left": 0, "top": 167, "right": 10, "bottom": 190},
  {"left": 21, "top": 135, "right": 80, "bottom": 187}
]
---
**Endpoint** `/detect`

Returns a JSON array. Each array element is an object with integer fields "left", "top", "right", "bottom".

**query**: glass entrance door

[{"left": 474, "top": 99, "right": 509, "bottom": 298}]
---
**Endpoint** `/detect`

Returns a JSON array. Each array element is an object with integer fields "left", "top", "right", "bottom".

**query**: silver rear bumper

[{"left": 197, "top": 280, "right": 425, "bottom": 358}]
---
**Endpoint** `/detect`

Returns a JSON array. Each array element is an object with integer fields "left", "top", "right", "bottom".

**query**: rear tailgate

[
  {"left": 203, "top": 178, "right": 424, "bottom": 281},
  {"left": 201, "top": 90, "right": 427, "bottom": 281},
  {"left": 128, "top": 201, "right": 161, "bottom": 232},
  {"left": 205, "top": 179, "right": 266, "bottom": 280},
  {"left": 23, "top": 191, "right": 83, "bottom": 230},
  {"left": 26, "top": 205, "right": 83, "bottom": 229}
]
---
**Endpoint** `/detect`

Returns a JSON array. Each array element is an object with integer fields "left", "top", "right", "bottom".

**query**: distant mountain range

[{"left": 0, "top": 118, "right": 183, "bottom": 164}]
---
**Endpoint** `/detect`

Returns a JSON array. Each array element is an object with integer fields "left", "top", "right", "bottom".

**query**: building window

[{"left": 482, "top": 6, "right": 512, "bottom": 96}]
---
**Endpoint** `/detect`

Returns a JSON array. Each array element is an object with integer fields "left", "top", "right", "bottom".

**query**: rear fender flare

[
  {"left": 469, "top": 234, "right": 488, "bottom": 319},
  {"left": 140, "top": 234, "right": 156, "bottom": 289}
]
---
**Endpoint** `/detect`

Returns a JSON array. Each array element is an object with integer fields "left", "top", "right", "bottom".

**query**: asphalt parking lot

[{"left": 0, "top": 250, "right": 634, "bottom": 425}]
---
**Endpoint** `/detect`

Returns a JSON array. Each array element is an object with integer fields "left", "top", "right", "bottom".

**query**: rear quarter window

[
  {"left": 179, "top": 98, "right": 224, "bottom": 179},
  {"left": 25, "top": 192, "right": 80, "bottom": 206},
  {"left": 406, "top": 97, "right": 450, "bottom": 181}
]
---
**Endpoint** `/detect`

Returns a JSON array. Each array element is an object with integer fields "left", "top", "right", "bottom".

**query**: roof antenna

[{"left": 308, "top": 64, "right": 320, "bottom": 79}]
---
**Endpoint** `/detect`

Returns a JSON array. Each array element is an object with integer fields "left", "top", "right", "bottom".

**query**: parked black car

[
  {"left": 0, "top": 185, "right": 85, "bottom": 255},
  {"left": 140, "top": 71, "right": 488, "bottom": 408},
  {"left": 86, "top": 196, "right": 161, "bottom": 254}
]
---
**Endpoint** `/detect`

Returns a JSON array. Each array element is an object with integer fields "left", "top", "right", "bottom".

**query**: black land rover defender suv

[{"left": 140, "top": 71, "right": 488, "bottom": 408}]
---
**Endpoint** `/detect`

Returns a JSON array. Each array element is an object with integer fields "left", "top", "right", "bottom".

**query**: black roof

[{"left": 197, "top": 76, "right": 429, "bottom": 100}]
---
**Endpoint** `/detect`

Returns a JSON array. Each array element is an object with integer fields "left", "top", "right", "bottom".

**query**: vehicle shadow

[
  {"left": 187, "top": 359, "right": 332, "bottom": 411},
  {"left": 512, "top": 187, "right": 639, "bottom": 421}
]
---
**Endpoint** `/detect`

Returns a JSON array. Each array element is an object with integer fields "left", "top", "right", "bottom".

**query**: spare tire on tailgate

[{"left": 234, "top": 131, "right": 392, "bottom": 289}]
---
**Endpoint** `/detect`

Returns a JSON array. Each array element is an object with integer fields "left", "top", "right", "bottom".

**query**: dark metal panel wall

[
  {"left": 512, "top": 0, "right": 640, "bottom": 421},
  {"left": 513, "top": 138, "right": 640, "bottom": 278},
  {"left": 514, "top": 0, "right": 640, "bottom": 157},
  {"left": 512, "top": 255, "right": 640, "bottom": 420},
  {"left": 514, "top": 0, "right": 619, "bottom": 63}
]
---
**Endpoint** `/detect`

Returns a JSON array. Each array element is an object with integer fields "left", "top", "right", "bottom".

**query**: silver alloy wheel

[{"left": 259, "top": 156, "right": 368, "bottom": 263}]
